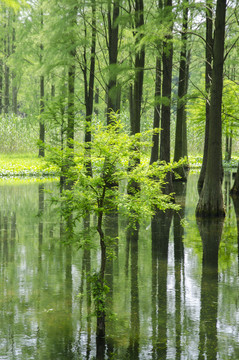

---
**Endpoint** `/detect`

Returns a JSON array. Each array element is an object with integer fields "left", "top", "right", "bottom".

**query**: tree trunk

[
  {"left": 4, "top": 11, "right": 10, "bottom": 115},
  {"left": 130, "top": 0, "right": 145, "bottom": 136},
  {"left": 173, "top": 0, "right": 189, "bottom": 180},
  {"left": 230, "top": 162, "right": 239, "bottom": 195},
  {"left": 12, "top": 13, "right": 17, "bottom": 114},
  {"left": 198, "top": 0, "right": 213, "bottom": 192},
  {"left": 150, "top": 55, "right": 161, "bottom": 165},
  {"left": 196, "top": 0, "right": 226, "bottom": 217},
  {"left": 160, "top": 0, "right": 173, "bottom": 195},
  {"left": 83, "top": 0, "right": 96, "bottom": 177},
  {"left": 107, "top": 0, "right": 120, "bottom": 124},
  {"left": 38, "top": 74, "right": 45, "bottom": 157},
  {"left": 38, "top": 8, "right": 45, "bottom": 157}
]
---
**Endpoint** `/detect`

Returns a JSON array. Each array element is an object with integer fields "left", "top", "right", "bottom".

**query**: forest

[{"left": 0, "top": 0, "right": 239, "bottom": 359}]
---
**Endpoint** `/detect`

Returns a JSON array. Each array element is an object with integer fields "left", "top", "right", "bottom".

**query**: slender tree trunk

[
  {"left": 196, "top": 0, "right": 226, "bottom": 217},
  {"left": 160, "top": 0, "right": 173, "bottom": 195},
  {"left": 4, "top": 11, "right": 10, "bottom": 115},
  {"left": 198, "top": 0, "right": 213, "bottom": 192},
  {"left": 39, "top": 8, "right": 45, "bottom": 157},
  {"left": 130, "top": 0, "right": 145, "bottom": 136},
  {"left": 12, "top": 13, "right": 17, "bottom": 114},
  {"left": 83, "top": 0, "right": 96, "bottom": 177},
  {"left": 173, "top": 0, "right": 189, "bottom": 180},
  {"left": 67, "top": 63, "right": 75, "bottom": 149},
  {"left": 150, "top": 55, "right": 161, "bottom": 165},
  {"left": 39, "top": 73, "right": 45, "bottom": 157},
  {"left": 107, "top": 0, "right": 120, "bottom": 124}
]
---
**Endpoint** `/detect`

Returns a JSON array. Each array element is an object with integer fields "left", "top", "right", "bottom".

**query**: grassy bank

[{"left": 0, "top": 153, "right": 58, "bottom": 177}]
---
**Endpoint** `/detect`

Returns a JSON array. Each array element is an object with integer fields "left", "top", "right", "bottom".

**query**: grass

[
  {"left": 0, "top": 152, "right": 58, "bottom": 177},
  {"left": 0, "top": 152, "right": 237, "bottom": 178}
]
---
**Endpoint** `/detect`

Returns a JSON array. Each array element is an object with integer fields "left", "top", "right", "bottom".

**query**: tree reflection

[
  {"left": 231, "top": 195, "right": 239, "bottom": 273},
  {"left": 197, "top": 218, "right": 224, "bottom": 360},
  {"left": 126, "top": 221, "right": 140, "bottom": 360},
  {"left": 174, "top": 182, "right": 187, "bottom": 360},
  {"left": 151, "top": 209, "right": 173, "bottom": 360}
]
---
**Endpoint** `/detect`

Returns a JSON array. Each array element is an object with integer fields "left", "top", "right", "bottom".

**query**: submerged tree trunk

[
  {"left": 173, "top": 0, "right": 189, "bottom": 180},
  {"left": 196, "top": 0, "right": 226, "bottom": 217},
  {"left": 198, "top": 0, "right": 213, "bottom": 192}
]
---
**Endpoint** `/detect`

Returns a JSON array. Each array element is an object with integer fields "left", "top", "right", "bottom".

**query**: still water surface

[{"left": 0, "top": 174, "right": 238, "bottom": 359}]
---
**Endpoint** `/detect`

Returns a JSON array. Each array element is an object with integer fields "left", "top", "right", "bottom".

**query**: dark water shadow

[
  {"left": 151, "top": 209, "right": 173, "bottom": 360},
  {"left": 197, "top": 218, "right": 224, "bottom": 360},
  {"left": 174, "top": 181, "right": 187, "bottom": 359},
  {"left": 125, "top": 221, "right": 140, "bottom": 360}
]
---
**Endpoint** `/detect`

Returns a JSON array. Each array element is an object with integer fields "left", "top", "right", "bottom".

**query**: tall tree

[
  {"left": 150, "top": 0, "right": 162, "bottom": 165},
  {"left": 173, "top": 0, "right": 189, "bottom": 180},
  {"left": 130, "top": 0, "right": 145, "bottom": 136},
  {"left": 81, "top": 0, "right": 97, "bottom": 176},
  {"left": 107, "top": 0, "right": 120, "bottom": 123},
  {"left": 67, "top": 4, "right": 77, "bottom": 152},
  {"left": 198, "top": 0, "right": 213, "bottom": 191},
  {"left": 38, "top": 4, "right": 45, "bottom": 157},
  {"left": 196, "top": 0, "right": 227, "bottom": 217},
  {"left": 160, "top": 0, "right": 173, "bottom": 194}
]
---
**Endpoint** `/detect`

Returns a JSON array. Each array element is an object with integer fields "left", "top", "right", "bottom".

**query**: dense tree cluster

[{"left": 0, "top": 0, "right": 238, "bottom": 215}]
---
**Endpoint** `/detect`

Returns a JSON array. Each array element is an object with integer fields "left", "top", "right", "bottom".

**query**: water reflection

[
  {"left": 151, "top": 209, "right": 173, "bottom": 359},
  {"left": 174, "top": 182, "right": 186, "bottom": 360},
  {"left": 0, "top": 177, "right": 238, "bottom": 359},
  {"left": 126, "top": 221, "right": 140, "bottom": 360},
  {"left": 197, "top": 218, "right": 224, "bottom": 359}
]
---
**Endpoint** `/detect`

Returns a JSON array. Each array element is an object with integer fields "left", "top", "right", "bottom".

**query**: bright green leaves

[{"left": 49, "top": 118, "right": 180, "bottom": 238}]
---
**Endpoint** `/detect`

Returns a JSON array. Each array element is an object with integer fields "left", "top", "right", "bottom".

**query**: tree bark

[
  {"left": 130, "top": 0, "right": 145, "bottom": 136},
  {"left": 83, "top": 0, "right": 96, "bottom": 176},
  {"left": 173, "top": 0, "right": 189, "bottom": 180},
  {"left": 196, "top": 0, "right": 226, "bottom": 217},
  {"left": 107, "top": 0, "right": 120, "bottom": 124},
  {"left": 150, "top": 55, "right": 161, "bottom": 165},
  {"left": 160, "top": 0, "right": 173, "bottom": 195},
  {"left": 198, "top": 0, "right": 213, "bottom": 192},
  {"left": 12, "top": 13, "right": 17, "bottom": 114},
  {"left": 38, "top": 8, "right": 45, "bottom": 157}
]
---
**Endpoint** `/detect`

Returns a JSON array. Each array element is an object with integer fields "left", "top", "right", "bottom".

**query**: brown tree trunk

[
  {"left": 12, "top": 13, "right": 17, "bottom": 114},
  {"left": 198, "top": 0, "right": 213, "bottom": 192},
  {"left": 107, "top": 0, "right": 120, "bottom": 124},
  {"left": 150, "top": 55, "right": 161, "bottom": 165},
  {"left": 83, "top": 0, "right": 96, "bottom": 176},
  {"left": 173, "top": 0, "right": 189, "bottom": 180},
  {"left": 160, "top": 0, "right": 173, "bottom": 195},
  {"left": 4, "top": 10, "right": 10, "bottom": 115},
  {"left": 130, "top": 0, "right": 145, "bottom": 136},
  {"left": 196, "top": 0, "right": 226, "bottom": 217},
  {"left": 38, "top": 8, "right": 45, "bottom": 157}
]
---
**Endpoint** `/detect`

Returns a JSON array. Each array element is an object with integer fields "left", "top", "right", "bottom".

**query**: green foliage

[
  {"left": 0, "top": 114, "right": 38, "bottom": 153},
  {"left": 187, "top": 78, "right": 239, "bottom": 141},
  {"left": 89, "top": 271, "right": 109, "bottom": 318},
  {"left": 48, "top": 118, "right": 180, "bottom": 237}
]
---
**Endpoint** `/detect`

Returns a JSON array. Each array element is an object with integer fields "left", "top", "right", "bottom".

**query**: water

[{"left": 0, "top": 174, "right": 238, "bottom": 359}]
